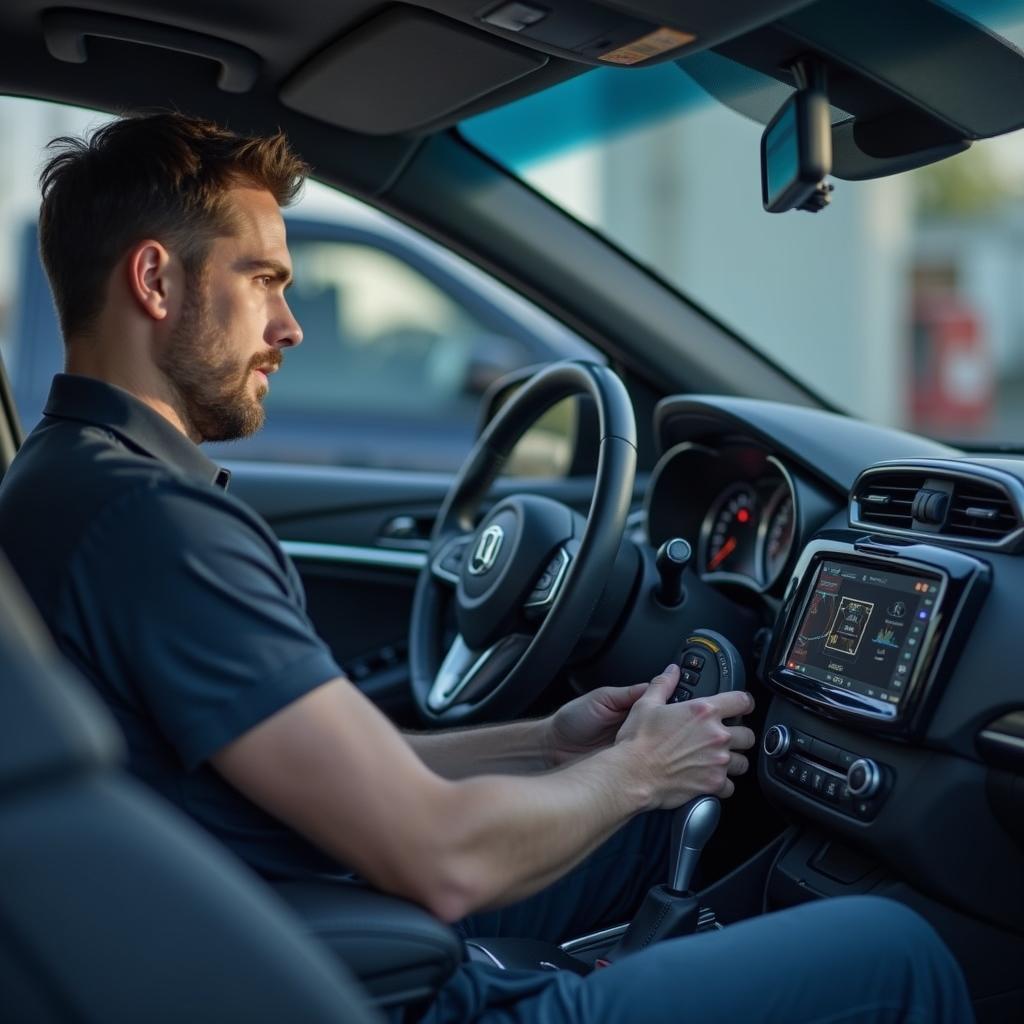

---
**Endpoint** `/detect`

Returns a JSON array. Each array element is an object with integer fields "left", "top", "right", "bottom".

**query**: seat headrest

[{"left": 0, "top": 552, "right": 121, "bottom": 796}]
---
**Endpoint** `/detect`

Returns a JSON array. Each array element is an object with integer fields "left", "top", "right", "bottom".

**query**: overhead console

[
  {"left": 466, "top": 0, "right": 806, "bottom": 68},
  {"left": 280, "top": 0, "right": 1024, "bottom": 144},
  {"left": 278, "top": 0, "right": 808, "bottom": 134}
]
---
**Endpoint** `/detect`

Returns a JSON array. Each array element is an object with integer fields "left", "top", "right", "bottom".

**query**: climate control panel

[{"left": 762, "top": 723, "right": 890, "bottom": 821}]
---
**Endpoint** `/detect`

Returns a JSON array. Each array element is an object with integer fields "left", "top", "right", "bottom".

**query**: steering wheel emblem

[{"left": 469, "top": 524, "right": 504, "bottom": 575}]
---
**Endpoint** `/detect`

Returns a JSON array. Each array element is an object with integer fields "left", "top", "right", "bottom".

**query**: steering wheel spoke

[
  {"left": 426, "top": 633, "right": 531, "bottom": 713},
  {"left": 523, "top": 545, "right": 572, "bottom": 613},
  {"left": 430, "top": 533, "right": 473, "bottom": 586}
]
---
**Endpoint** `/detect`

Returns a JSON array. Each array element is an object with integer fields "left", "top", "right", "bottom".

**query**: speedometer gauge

[
  {"left": 702, "top": 484, "right": 760, "bottom": 579},
  {"left": 759, "top": 485, "right": 795, "bottom": 587}
]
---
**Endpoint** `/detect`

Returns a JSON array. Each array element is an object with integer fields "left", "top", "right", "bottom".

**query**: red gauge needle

[{"left": 708, "top": 536, "right": 737, "bottom": 571}]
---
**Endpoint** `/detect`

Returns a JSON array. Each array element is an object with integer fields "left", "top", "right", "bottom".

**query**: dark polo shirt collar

[{"left": 43, "top": 373, "right": 230, "bottom": 490}]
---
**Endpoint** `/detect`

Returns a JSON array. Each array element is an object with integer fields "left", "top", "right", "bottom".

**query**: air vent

[
  {"left": 948, "top": 479, "right": 1020, "bottom": 541},
  {"left": 853, "top": 472, "right": 923, "bottom": 530},
  {"left": 851, "top": 463, "right": 1024, "bottom": 550}
]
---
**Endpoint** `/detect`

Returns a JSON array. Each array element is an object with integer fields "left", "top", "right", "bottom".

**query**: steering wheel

[{"left": 409, "top": 361, "right": 636, "bottom": 724}]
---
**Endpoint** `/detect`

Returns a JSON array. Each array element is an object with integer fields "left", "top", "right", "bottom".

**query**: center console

[
  {"left": 760, "top": 530, "right": 990, "bottom": 822},
  {"left": 765, "top": 531, "right": 989, "bottom": 735}
]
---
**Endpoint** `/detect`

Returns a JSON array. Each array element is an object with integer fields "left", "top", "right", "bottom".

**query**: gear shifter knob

[
  {"left": 655, "top": 538, "right": 691, "bottom": 606},
  {"left": 668, "top": 795, "right": 720, "bottom": 894}
]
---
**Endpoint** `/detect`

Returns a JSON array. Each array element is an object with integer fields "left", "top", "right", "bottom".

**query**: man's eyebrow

[{"left": 235, "top": 258, "right": 293, "bottom": 287}]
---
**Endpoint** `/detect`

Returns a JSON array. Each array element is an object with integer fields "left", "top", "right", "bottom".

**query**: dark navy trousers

[{"left": 418, "top": 813, "right": 975, "bottom": 1024}]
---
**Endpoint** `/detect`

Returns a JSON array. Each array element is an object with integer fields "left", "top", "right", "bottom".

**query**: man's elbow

[
  {"left": 369, "top": 830, "right": 492, "bottom": 923},
  {"left": 352, "top": 781, "right": 499, "bottom": 922},
  {"left": 399, "top": 854, "right": 491, "bottom": 923}
]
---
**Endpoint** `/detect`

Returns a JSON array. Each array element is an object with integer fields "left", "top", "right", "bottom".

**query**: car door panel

[{"left": 226, "top": 461, "right": 648, "bottom": 722}]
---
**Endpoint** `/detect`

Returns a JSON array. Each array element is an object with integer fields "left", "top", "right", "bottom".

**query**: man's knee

[
  {"left": 830, "top": 895, "right": 950, "bottom": 959},
  {"left": 813, "top": 896, "right": 970, "bottom": 1012}
]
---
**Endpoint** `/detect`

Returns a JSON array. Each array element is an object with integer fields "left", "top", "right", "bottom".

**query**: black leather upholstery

[
  {"left": 0, "top": 554, "right": 380, "bottom": 1024},
  {"left": 466, "top": 938, "right": 590, "bottom": 975},
  {"left": 275, "top": 880, "right": 464, "bottom": 1007}
]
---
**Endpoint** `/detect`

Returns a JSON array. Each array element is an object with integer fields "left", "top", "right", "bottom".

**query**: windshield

[{"left": 462, "top": 2, "right": 1024, "bottom": 447}]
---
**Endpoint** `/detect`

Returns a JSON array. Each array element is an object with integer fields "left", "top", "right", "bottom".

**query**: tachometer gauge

[
  {"left": 702, "top": 484, "right": 760, "bottom": 579},
  {"left": 759, "top": 485, "right": 795, "bottom": 587}
]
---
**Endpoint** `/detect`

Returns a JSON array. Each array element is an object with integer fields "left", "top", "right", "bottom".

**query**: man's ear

[{"left": 124, "top": 240, "right": 178, "bottom": 322}]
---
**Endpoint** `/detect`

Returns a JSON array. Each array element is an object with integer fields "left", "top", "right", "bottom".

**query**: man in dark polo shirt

[{"left": 0, "top": 113, "right": 973, "bottom": 1024}]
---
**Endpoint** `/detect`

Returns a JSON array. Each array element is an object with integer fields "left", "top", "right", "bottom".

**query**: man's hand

[
  {"left": 615, "top": 664, "right": 756, "bottom": 808},
  {"left": 545, "top": 682, "right": 650, "bottom": 767}
]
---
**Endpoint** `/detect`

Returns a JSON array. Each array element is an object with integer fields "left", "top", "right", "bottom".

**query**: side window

[{"left": 254, "top": 235, "right": 527, "bottom": 437}]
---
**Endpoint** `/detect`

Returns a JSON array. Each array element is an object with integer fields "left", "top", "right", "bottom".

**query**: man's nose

[{"left": 271, "top": 298, "right": 303, "bottom": 349}]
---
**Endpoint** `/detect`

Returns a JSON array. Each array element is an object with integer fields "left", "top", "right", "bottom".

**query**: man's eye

[{"left": 256, "top": 275, "right": 272, "bottom": 287}]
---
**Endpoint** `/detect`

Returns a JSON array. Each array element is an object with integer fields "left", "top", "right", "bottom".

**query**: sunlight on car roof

[
  {"left": 941, "top": 0, "right": 1024, "bottom": 50},
  {"left": 462, "top": 63, "right": 710, "bottom": 168}
]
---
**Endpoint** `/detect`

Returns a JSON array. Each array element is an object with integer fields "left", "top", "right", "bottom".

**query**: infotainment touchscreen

[{"left": 784, "top": 559, "right": 940, "bottom": 707}]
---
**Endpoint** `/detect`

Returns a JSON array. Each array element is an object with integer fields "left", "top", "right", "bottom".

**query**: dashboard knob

[
  {"left": 847, "top": 758, "right": 881, "bottom": 798},
  {"left": 655, "top": 538, "right": 691, "bottom": 607},
  {"left": 762, "top": 724, "right": 790, "bottom": 759}
]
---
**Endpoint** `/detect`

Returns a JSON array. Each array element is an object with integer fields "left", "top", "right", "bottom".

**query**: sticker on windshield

[{"left": 599, "top": 27, "right": 695, "bottom": 65}]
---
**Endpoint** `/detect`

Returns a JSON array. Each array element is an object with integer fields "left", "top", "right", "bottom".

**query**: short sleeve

[{"left": 59, "top": 480, "right": 343, "bottom": 770}]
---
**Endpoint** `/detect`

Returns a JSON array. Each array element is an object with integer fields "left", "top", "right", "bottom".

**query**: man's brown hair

[{"left": 38, "top": 112, "right": 310, "bottom": 339}]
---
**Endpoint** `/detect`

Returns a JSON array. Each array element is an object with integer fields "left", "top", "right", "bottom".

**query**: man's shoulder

[
  {"left": 97, "top": 468, "right": 280, "bottom": 560},
  {"left": 0, "top": 416, "right": 278, "bottom": 614},
  {"left": 3, "top": 415, "right": 171, "bottom": 506}
]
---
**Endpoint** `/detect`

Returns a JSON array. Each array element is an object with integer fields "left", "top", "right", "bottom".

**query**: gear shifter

[
  {"left": 668, "top": 795, "right": 720, "bottom": 894},
  {"left": 599, "top": 796, "right": 721, "bottom": 965},
  {"left": 598, "top": 631, "right": 745, "bottom": 967}
]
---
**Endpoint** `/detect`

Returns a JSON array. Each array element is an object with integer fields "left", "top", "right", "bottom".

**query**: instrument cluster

[{"left": 645, "top": 442, "right": 800, "bottom": 593}]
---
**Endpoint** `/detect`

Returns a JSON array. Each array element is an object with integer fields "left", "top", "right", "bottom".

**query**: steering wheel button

[
  {"left": 671, "top": 687, "right": 692, "bottom": 703},
  {"left": 681, "top": 668, "right": 700, "bottom": 687},
  {"left": 682, "top": 652, "right": 705, "bottom": 671}
]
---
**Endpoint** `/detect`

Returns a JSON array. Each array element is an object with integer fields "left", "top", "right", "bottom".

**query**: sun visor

[{"left": 281, "top": 8, "right": 548, "bottom": 135}]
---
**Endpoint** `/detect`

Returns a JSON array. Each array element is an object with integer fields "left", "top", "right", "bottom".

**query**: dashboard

[
  {"left": 646, "top": 443, "right": 800, "bottom": 592},
  {"left": 639, "top": 394, "right": 1024, "bottom": 951}
]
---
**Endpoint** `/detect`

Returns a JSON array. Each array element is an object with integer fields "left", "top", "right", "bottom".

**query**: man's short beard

[{"left": 158, "top": 278, "right": 273, "bottom": 443}]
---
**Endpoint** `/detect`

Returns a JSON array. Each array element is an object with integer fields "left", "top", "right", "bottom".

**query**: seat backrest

[{"left": 0, "top": 553, "right": 380, "bottom": 1024}]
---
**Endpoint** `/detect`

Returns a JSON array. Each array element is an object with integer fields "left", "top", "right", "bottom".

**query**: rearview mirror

[{"left": 761, "top": 84, "right": 832, "bottom": 213}]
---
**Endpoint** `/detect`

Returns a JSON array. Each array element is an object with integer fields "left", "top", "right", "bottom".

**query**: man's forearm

[
  {"left": 433, "top": 742, "right": 653, "bottom": 915},
  {"left": 404, "top": 717, "right": 553, "bottom": 778}
]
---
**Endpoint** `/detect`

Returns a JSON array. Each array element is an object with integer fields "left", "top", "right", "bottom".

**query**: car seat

[{"left": 0, "top": 551, "right": 381, "bottom": 1024}]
